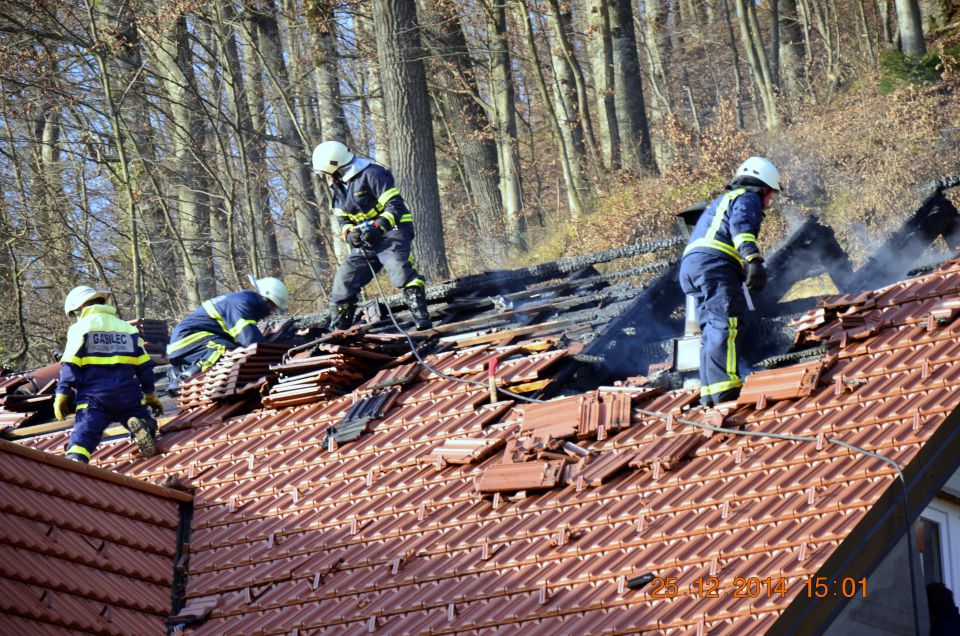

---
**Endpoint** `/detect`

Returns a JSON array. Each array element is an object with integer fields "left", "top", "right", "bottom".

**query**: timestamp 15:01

[{"left": 648, "top": 576, "right": 867, "bottom": 598}]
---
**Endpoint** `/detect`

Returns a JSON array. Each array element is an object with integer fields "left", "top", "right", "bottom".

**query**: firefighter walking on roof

[
  {"left": 312, "top": 140, "right": 433, "bottom": 332},
  {"left": 54, "top": 286, "right": 163, "bottom": 463},
  {"left": 679, "top": 157, "right": 781, "bottom": 407}
]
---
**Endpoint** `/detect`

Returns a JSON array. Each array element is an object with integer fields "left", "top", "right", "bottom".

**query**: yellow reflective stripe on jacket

[
  {"left": 202, "top": 299, "right": 255, "bottom": 339},
  {"left": 201, "top": 300, "right": 229, "bottom": 333},
  {"left": 62, "top": 353, "right": 151, "bottom": 366},
  {"left": 166, "top": 330, "right": 217, "bottom": 355},
  {"left": 683, "top": 238, "right": 743, "bottom": 265},
  {"left": 227, "top": 318, "right": 256, "bottom": 338},
  {"left": 377, "top": 187, "right": 400, "bottom": 208},
  {"left": 684, "top": 189, "right": 747, "bottom": 265},
  {"left": 399, "top": 213, "right": 412, "bottom": 223},
  {"left": 733, "top": 233, "right": 756, "bottom": 248},
  {"left": 379, "top": 210, "right": 396, "bottom": 229},
  {"left": 335, "top": 208, "right": 367, "bottom": 223},
  {"left": 704, "top": 189, "right": 744, "bottom": 240},
  {"left": 335, "top": 187, "right": 404, "bottom": 225},
  {"left": 76, "top": 403, "right": 88, "bottom": 410},
  {"left": 67, "top": 444, "right": 91, "bottom": 458}
]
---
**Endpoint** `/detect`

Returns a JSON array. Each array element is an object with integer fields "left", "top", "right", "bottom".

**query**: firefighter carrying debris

[
  {"left": 166, "top": 278, "right": 289, "bottom": 382},
  {"left": 679, "top": 156, "right": 780, "bottom": 407},
  {"left": 55, "top": 286, "right": 162, "bottom": 463},
  {"left": 312, "top": 140, "right": 433, "bottom": 332}
]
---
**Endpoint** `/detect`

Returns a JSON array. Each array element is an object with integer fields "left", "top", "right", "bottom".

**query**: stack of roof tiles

[
  {"left": 128, "top": 318, "right": 169, "bottom": 357},
  {"left": 0, "top": 363, "right": 60, "bottom": 432},
  {"left": 177, "top": 343, "right": 290, "bottom": 409},
  {"left": 0, "top": 439, "right": 190, "bottom": 634},
  {"left": 15, "top": 257, "right": 960, "bottom": 634},
  {"left": 263, "top": 344, "right": 397, "bottom": 409}
]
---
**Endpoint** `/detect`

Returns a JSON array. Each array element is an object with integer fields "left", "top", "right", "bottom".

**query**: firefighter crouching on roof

[
  {"left": 312, "top": 140, "right": 433, "bottom": 332},
  {"left": 679, "top": 156, "right": 781, "bottom": 407},
  {"left": 55, "top": 286, "right": 163, "bottom": 463},
  {"left": 166, "top": 277, "right": 289, "bottom": 382}
]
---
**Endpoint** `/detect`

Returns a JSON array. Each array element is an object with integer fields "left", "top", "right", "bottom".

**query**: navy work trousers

[
  {"left": 329, "top": 225, "right": 422, "bottom": 306},
  {"left": 679, "top": 252, "right": 748, "bottom": 405},
  {"left": 67, "top": 395, "right": 156, "bottom": 458}
]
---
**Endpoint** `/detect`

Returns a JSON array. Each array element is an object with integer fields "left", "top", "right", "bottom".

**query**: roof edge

[
  {"left": 0, "top": 438, "right": 193, "bottom": 503},
  {"left": 768, "top": 402, "right": 960, "bottom": 635}
]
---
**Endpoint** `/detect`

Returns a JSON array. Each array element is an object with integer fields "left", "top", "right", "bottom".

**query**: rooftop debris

[
  {"left": 177, "top": 343, "right": 290, "bottom": 409},
  {"left": 12, "top": 253, "right": 960, "bottom": 635},
  {"left": 128, "top": 318, "right": 169, "bottom": 357},
  {"left": 0, "top": 363, "right": 60, "bottom": 432}
]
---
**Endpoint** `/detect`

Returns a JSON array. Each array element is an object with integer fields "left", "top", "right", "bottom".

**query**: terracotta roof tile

[
  {"left": 0, "top": 440, "right": 187, "bottom": 634},
  {"left": 12, "top": 259, "right": 960, "bottom": 633}
]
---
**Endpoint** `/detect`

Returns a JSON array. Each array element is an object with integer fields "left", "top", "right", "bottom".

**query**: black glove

[
  {"left": 745, "top": 259, "right": 767, "bottom": 293},
  {"left": 361, "top": 219, "right": 388, "bottom": 247},
  {"left": 345, "top": 228, "right": 364, "bottom": 249}
]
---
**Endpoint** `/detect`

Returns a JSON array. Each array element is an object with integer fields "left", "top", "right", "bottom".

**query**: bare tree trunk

[
  {"left": 770, "top": 0, "right": 781, "bottom": 88},
  {"left": 101, "top": 0, "right": 179, "bottom": 308},
  {"left": 720, "top": 0, "right": 745, "bottom": 128},
  {"left": 249, "top": 0, "right": 329, "bottom": 290},
  {"left": 214, "top": 0, "right": 276, "bottom": 277},
  {"left": 420, "top": 1, "right": 507, "bottom": 263},
  {"left": 644, "top": 0, "right": 670, "bottom": 95},
  {"left": 235, "top": 21, "right": 282, "bottom": 275},
  {"left": 734, "top": 0, "right": 780, "bottom": 130},
  {"left": 357, "top": 10, "right": 390, "bottom": 164},
  {"left": 856, "top": 0, "right": 876, "bottom": 65},
  {"left": 515, "top": 0, "right": 585, "bottom": 219},
  {"left": 541, "top": 3, "right": 590, "bottom": 209},
  {"left": 487, "top": 1, "right": 526, "bottom": 250},
  {"left": 373, "top": 0, "right": 449, "bottom": 279},
  {"left": 919, "top": 0, "right": 953, "bottom": 33},
  {"left": 587, "top": 0, "right": 620, "bottom": 170},
  {"left": 610, "top": 0, "right": 657, "bottom": 175},
  {"left": 778, "top": 0, "right": 807, "bottom": 98},
  {"left": 878, "top": 0, "right": 895, "bottom": 48},
  {"left": 545, "top": 0, "right": 599, "bottom": 165},
  {"left": 147, "top": 8, "right": 215, "bottom": 306},
  {"left": 895, "top": 0, "right": 927, "bottom": 55}
]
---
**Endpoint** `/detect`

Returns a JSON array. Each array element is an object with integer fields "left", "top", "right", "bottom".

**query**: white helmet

[
  {"left": 312, "top": 141, "right": 355, "bottom": 175},
  {"left": 734, "top": 156, "right": 781, "bottom": 192},
  {"left": 64, "top": 285, "right": 111, "bottom": 316},
  {"left": 256, "top": 277, "right": 289, "bottom": 312}
]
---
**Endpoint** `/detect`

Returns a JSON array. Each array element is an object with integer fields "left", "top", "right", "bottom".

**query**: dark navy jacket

[
  {"left": 167, "top": 290, "right": 270, "bottom": 361},
  {"left": 56, "top": 305, "right": 155, "bottom": 404},
  {"left": 683, "top": 188, "right": 764, "bottom": 268},
  {"left": 330, "top": 162, "right": 412, "bottom": 239}
]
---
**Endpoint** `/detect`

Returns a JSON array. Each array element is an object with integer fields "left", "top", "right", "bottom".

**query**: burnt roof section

[
  {"left": 0, "top": 439, "right": 190, "bottom": 635},
  {"left": 16, "top": 254, "right": 960, "bottom": 635}
]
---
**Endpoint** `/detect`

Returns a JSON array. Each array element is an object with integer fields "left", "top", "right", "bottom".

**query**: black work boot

[
  {"left": 126, "top": 417, "right": 158, "bottom": 458},
  {"left": 403, "top": 286, "right": 433, "bottom": 331},
  {"left": 327, "top": 303, "right": 356, "bottom": 331},
  {"left": 66, "top": 452, "right": 89, "bottom": 464}
]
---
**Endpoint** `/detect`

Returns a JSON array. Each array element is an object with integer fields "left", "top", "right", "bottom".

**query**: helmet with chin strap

[{"left": 733, "top": 156, "right": 781, "bottom": 192}]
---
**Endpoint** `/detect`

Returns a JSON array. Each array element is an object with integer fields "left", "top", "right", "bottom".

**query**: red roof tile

[
  {"left": 12, "top": 259, "right": 960, "bottom": 633},
  {"left": 0, "top": 439, "right": 189, "bottom": 634}
]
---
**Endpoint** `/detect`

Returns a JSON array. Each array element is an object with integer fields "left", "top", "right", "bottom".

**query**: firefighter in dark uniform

[
  {"left": 312, "top": 140, "right": 432, "bottom": 331},
  {"left": 54, "top": 286, "right": 163, "bottom": 463},
  {"left": 166, "top": 278, "right": 289, "bottom": 381},
  {"left": 679, "top": 157, "right": 781, "bottom": 406}
]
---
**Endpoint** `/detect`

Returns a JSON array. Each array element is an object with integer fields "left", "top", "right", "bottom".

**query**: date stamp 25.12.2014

[{"left": 639, "top": 576, "right": 867, "bottom": 599}]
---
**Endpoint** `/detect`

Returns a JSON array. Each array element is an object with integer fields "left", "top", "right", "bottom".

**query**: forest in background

[{"left": 1, "top": 0, "right": 959, "bottom": 367}]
